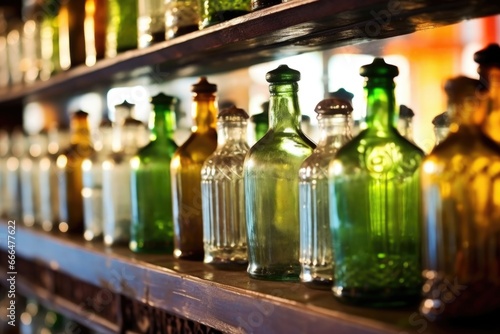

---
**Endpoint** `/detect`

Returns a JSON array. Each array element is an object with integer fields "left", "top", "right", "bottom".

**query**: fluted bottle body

[
  {"left": 201, "top": 106, "right": 250, "bottom": 267},
  {"left": 299, "top": 99, "right": 352, "bottom": 289}
]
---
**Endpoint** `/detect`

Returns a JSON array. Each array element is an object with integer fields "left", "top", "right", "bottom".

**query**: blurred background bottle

[
  {"left": 137, "top": 0, "right": 165, "bottom": 48},
  {"left": 84, "top": 0, "right": 107, "bottom": 67},
  {"left": 199, "top": 0, "right": 250, "bottom": 29},
  {"left": 105, "top": 0, "right": 137, "bottom": 57},
  {"left": 397, "top": 104, "right": 415, "bottom": 142},
  {"left": 164, "top": 0, "right": 199, "bottom": 40},
  {"left": 58, "top": 0, "right": 86, "bottom": 70},
  {"left": 40, "top": 0, "right": 61, "bottom": 80},
  {"left": 251, "top": 0, "right": 282, "bottom": 11},
  {"left": 431, "top": 111, "right": 450, "bottom": 147}
]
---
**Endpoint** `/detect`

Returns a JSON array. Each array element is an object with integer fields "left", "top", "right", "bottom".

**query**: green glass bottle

[
  {"left": 130, "top": 93, "right": 178, "bottom": 253},
  {"left": 171, "top": 77, "right": 218, "bottom": 260},
  {"left": 105, "top": 0, "right": 137, "bottom": 58},
  {"left": 244, "top": 64, "right": 315, "bottom": 281},
  {"left": 328, "top": 58, "right": 424, "bottom": 306},
  {"left": 199, "top": 0, "right": 251, "bottom": 29},
  {"left": 249, "top": 101, "right": 269, "bottom": 143}
]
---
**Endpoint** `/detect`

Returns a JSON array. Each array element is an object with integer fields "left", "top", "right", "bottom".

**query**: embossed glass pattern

[{"left": 329, "top": 58, "right": 424, "bottom": 306}]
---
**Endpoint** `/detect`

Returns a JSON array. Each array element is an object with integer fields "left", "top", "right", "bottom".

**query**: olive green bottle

[
  {"left": 171, "top": 77, "right": 218, "bottom": 260},
  {"left": 329, "top": 58, "right": 424, "bottom": 306},
  {"left": 130, "top": 93, "right": 178, "bottom": 253},
  {"left": 244, "top": 64, "right": 315, "bottom": 281}
]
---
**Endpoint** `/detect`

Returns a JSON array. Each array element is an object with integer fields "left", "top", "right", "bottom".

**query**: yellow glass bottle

[
  {"left": 56, "top": 110, "right": 94, "bottom": 234},
  {"left": 171, "top": 77, "right": 218, "bottom": 260},
  {"left": 420, "top": 76, "right": 500, "bottom": 321}
]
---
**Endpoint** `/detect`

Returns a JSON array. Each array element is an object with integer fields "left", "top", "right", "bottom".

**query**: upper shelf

[
  {"left": 1, "top": 222, "right": 499, "bottom": 334},
  {"left": 1, "top": 0, "right": 500, "bottom": 105}
]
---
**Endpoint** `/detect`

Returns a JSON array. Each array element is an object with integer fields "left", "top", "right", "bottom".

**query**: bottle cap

[
  {"left": 218, "top": 105, "right": 249, "bottom": 120},
  {"left": 266, "top": 64, "right": 300, "bottom": 83},
  {"left": 192, "top": 77, "right": 217, "bottom": 93},
  {"left": 72, "top": 110, "right": 88, "bottom": 119},
  {"left": 314, "top": 98, "right": 353, "bottom": 116},
  {"left": 473, "top": 43, "right": 500, "bottom": 68},
  {"left": 444, "top": 76, "right": 482, "bottom": 102},
  {"left": 360, "top": 58, "right": 399, "bottom": 78},
  {"left": 329, "top": 88, "right": 354, "bottom": 102},
  {"left": 399, "top": 105, "right": 414, "bottom": 118},
  {"left": 151, "top": 93, "right": 177, "bottom": 107},
  {"left": 432, "top": 112, "right": 450, "bottom": 127},
  {"left": 114, "top": 100, "right": 134, "bottom": 109}
]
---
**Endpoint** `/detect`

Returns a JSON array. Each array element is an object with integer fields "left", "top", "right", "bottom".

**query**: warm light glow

[
  {"left": 130, "top": 156, "right": 141, "bottom": 170},
  {"left": 42, "top": 220, "right": 53, "bottom": 232},
  {"left": 57, "top": 155, "right": 67, "bottom": 169},
  {"left": 59, "top": 222, "right": 69, "bottom": 233},
  {"left": 82, "top": 159, "right": 93, "bottom": 171},
  {"left": 58, "top": 5, "right": 71, "bottom": 70},
  {"left": 84, "top": 230, "right": 94, "bottom": 241},
  {"left": 81, "top": 187, "right": 92, "bottom": 198},
  {"left": 330, "top": 160, "right": 343, "bottom": 176},
  {"left": 422, "top": 160, "right": 437, "bottom": 174},
  {"left": 7, "top": 157, "right": 19, "bottom": 171},
  {"left": 84, "top": 0, "right": 97, "bottom": 66},
  {"left": 102, "top": 160, "right": 113, "bottom": 171}
]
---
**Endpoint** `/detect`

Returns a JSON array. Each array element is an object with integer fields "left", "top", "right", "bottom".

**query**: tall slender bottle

[
  {"left": 82, "top": 119, "right": 113, "bottom": 241},
  {"left": 299, "top": 98, "right": 352, "bottom": 289},
  {"left": 130, "top": 93, "right": 178, "bottom": 253},
  {"left": 102, "top": 117, "right": 144, "bottom": 246},
  {"left": 244, "top": 64, "right": 315, "bottom": 281},
  {"left": 58, "top": 0, "right": 86, "bottom": 70},
  {"left": 40, "top": 0, "right": 61, "bottom": 80},
  {"left": 0, "top": 130, "right": 8, "bottom": 217},
  {"left": 201, "top": 106, "right": 250, "bottom": 267},
  {"left": 105, "top": 0, "right": 137, "bottom": 58},
  {"left": 171, "top": 77, "right": 218, "bottom": 260},
  {"left": 57, "top": 110, "right": 94, "bottom": 234},
  {"left": 420, "top": 56, "right": 500, "bottom": 320},
  {"left": 328, "top": 58, "right": 424, "bottom": 306},
  {"left": 4, "top": 129, "right": 25, "bottom": 220}
]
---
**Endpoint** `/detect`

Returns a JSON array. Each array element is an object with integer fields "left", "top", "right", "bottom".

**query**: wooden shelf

[
  {"left": 1, "top": 0, "right": 500, "bottom": 104},
  {"left": 1, "top": 222, "right": 498, "bottom": 334}
]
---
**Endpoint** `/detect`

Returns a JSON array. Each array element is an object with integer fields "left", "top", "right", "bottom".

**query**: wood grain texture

[
  {"left": 0, "top": 0, "right": 499, "bottom": 105},
  {"left": 0, "top": 222, "right": 498, "bottom": 334}
]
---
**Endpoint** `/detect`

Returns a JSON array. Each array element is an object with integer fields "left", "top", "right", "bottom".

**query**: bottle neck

[
  {"left": 70, "top": 117, "right": 92, "bottom": 147},
  {"left": 217, "top": 120, "right": 248, "bottom": 146},
  {"left": 449, "top": 96, "right": 483, "bottom": 132},
  {"left": 150, "top": 106, "right": 176, "bottom": 141},
  {"left": 364, "top": 80, "right": 397, "bottom": 135},
  {"left": 317, "top": 115, "right": 352, "bottom": 148},
  {"left": 269, "top": 83, "right": 301, "bottom": 133},
  {"left": 192, "top": 93, "right": 217, "bottom": 133}
]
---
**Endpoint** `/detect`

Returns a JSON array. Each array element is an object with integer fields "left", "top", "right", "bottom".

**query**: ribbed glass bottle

[
  {"left": 299, "top": 98, "right": 352, "bottom": 289},
  {"left": 171, "top": 77, "right": 218, "bottom": 260},
  {"left": 244, "top": 64, "right": 315, "bottom": 281},
  {"left": 329, "top": 58, "right": 424, "bottom": 306},
  {"left": 420, "top": 52, "right": 500, "bottom": 321},
  {"left": 201, "top": 106, "right": 249, "bottom": 267},
  {"left": 130, "top": 93, "right": 178, "bottom": 253},
  {"left": 57, "top": 110, "right": 94, "bottom": 234}
]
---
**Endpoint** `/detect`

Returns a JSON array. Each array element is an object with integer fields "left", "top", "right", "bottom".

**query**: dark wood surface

[
  {"left": 1, "top": 222, "right": 498, "bottom": 334},
  {"left": 1, "top": 0, "right": 500, "bottom": 105}
]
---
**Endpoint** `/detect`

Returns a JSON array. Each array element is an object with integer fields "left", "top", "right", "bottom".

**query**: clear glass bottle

[
  {"left": 20, "top": 132, "right": 46, "bottom": 227},
  {"left": 431, "top": 111, "right": 450, "bottom": 147},
  {"left": 58, "top": 0, "right": 86, "bottom": 70},
  {"left": 164, "top": 0, "right": 199, "bottom": 40},
  {"left": 244, "top": 64, "right": 315, "bottom": 281},
  {"left": 251, "top": 0, "right": 282, "bottom": 11},
  {"left": 40, "top": 0, "right": 61, "bottom": 80},
  {"left": 105, "top": 0, "right": 138, "bottom": 58},
  {"left": 82, "top": 119, "right": 113, "bottom": 241},
  {"left": 397, "top": 104, "right": 415, "bottom": 142},
  {"left": 419, "top": 66, "right": 500, "bottom": 320},
  {"left": 299, "top": 98, "right": 352, "bottom": 289},
  {"left": 476, "top": 43, "right": 500, "bottom": 145},
  {"left": 171, "top": 77, "right": 218, "bottom": 260},
  {"left": 199, "top": 0, "right": 250, "bottom": 29},
  {"left": 328, "top": 58, "right": 424, "bottom": 306},
  {"left": 38, "top": 127, "right": 69, "bottom": 231},
  {"left": 6, "top": 20, "right": 24, "bottom": 85},
  {"left": 130, "top": 93, "right": 178, "bottom": 253},
  {"left": 57, "top": 110, "right": 94, "bottom": 234},
  {"left": 4, "top": 129, "right": 25, "bottom": 220},
  {"left": 201, "top": 106, "right": 250, "bottom": 267},
  {"left": 102, "top": 117, "right": 144, "bottom": 246},
  {"left": 21, "top": 0, "right": 43, "bottom": 84},
  {"left": 138, "top": 0, "right": 165, "bottom": 48}
]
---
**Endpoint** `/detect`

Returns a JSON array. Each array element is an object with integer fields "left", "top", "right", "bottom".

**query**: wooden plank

[
  {"left": 0, "top": 0, "right": 499, "bottom": 104},
  {"left": 0, "top": 221, "right": 498, "bottom": 334}
]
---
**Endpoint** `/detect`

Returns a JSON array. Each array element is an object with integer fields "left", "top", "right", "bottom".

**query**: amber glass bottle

[
  {"left": 57, "top": 111, "right": 94, "bottom": 234},
  {"left": 171, "top": 77, "right": 218, "bottom": 260},
  {"left": 58, "top": 0, "right": 86, "bottom": 70},
  {"left": 244, "top": 65, "right": 315, "bottom": 281},
  {"left": 420, "top": 55, "right": 500, "bottom": 320}
]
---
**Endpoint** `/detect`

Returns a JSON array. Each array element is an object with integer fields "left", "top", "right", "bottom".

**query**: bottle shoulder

[
  {"left": 172, "top": 129, "right": 218, "bottom": 164},
  {"left": 248, "top": 130, "right": 315, "bottom": 156},
  {"left": 135, "top": 139, "right": 178, "bottom": 159}
]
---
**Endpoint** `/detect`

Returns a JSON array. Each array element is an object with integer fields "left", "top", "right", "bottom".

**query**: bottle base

[
  {"left": 300, "top": 267, "right": 333, "bottom": 290},
  {"left": 247, "top": 264, "right": 300, "bottom": 281}
]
